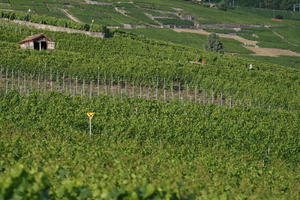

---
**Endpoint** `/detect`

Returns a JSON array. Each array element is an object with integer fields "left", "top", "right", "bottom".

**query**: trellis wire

[{"left": 0, "top": 67, "right": 276, "bottom": 110}]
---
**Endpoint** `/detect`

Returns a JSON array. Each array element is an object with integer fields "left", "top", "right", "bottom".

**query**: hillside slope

[
  {"left": 0, "top": 20, "right": 300, "bottom": 110},
  {"left": 0, "top": 91, "right": 299, "bottom": 199},
  {"left": 2, "top": 0, "right": 300, "bottom": 68},
  {"left": 2, "top": 0, "right": 300, "bottom": 26}
]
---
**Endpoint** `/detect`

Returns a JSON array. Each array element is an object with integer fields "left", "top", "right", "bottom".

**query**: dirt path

[
  {"left": 114, "top": 7, "right": 128, "bottom": 17},
  {"left": 175, "top": 29, "right": 258, "bottom": 45},
  {"left": 174, "top": 28, "right": 300, "bottom": 57},
  {"left": 246, "top": 46, "right": 300, "bottom": 57},
  {"left": 61, "top": 9, "right": 82, "bottom": 23},
  {"left": 84, "top": 0, "right": 113, "bottom": 5},
  {"left": 270, "top": 29, "right": 298, "bottom": 47}
]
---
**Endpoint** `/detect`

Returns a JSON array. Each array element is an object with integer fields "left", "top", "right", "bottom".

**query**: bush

[
  {"left": 275, "top": 15, "right": 284, "bottom": 19},
  {"left": 217, "top": 0, "right": 228, "bottom": 11},
  {"left": 205, "top": 33, "right": 224, "bottom": 54},
  {"left": 0, "top": 165, "right": 51, "bottom": 200},
  {"left": 83, "top": 24, "right": 90, "bottom": 31}
]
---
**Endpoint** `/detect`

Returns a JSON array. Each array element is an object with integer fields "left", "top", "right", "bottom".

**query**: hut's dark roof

[{"left": 19, "top": 33, "right": 53, "bottom": 44}]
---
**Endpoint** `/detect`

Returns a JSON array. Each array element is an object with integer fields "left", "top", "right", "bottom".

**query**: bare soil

[
  {"left": 61, "top": 9, "right": 82, "bottom": 23},
  {"left": 174, "top": 28, "right": 300, "bottom": 57}
]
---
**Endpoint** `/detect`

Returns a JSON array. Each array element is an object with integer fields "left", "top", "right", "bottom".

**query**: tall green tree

[{"left": 205, "top": 33, "right": 224, "bottom": 54}]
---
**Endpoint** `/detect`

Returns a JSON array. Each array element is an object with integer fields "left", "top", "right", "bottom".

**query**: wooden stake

[
  {"left": 186, "top": 83, "right": 189, "bottom": 101},
  {"left": 147, "top": 84, "right": 150, "bottom": 99},
  {"left": 50, "top": 68, "right": 53, "bottom": 91},
  {"left": 125, "top": 80, "right": 127, "bottom": 95},
  {"left": 97, "top": 74, "right": 100, "bottom": 96},
  {"left": 75, "top": 77, "right": 78, "bottom": 96},
  {"left": 139, "top": 84, "right": 142, "bottom": 98},
  {"left": 5, "top": 68, "right": 8, "bottom": 94},
  {"left": 17, "top": 70, "right": 20, "bottom": 89},
  {"left": 44, "top": 72, "right": 47, "bottom": 93},
  {"left": 179, "top": 82, "right": 181, "bottom": 100},
  {"left": 194, "top": 85, "right": 197, "bottom": 102},
  {"left": 23, "top": 73, "right": 26, "bottom": 94},
  {"left": 11, "top": 69, "right": 14, "bottom": 89},
  {"left": 30, "top": 75, "right": 33, "bottom": 92},
  {"left": 155, "top": 79, "right": 158, "bottom": 100},
  {"left": 0, "top": 68, "right": 2, "bottom": 82},
  {"left": 163, "top": 79, "right": 166, "bottom": 101},
  {"left": 37, "top": 72, "right": 40, "bottom": 91},
  {"left": 62, "top": 73, "right": 65, "bottom": 92},
  {"left": 104, "top": 75, "right": 107, "bottom": 94},
  {"left": 171, "top": 81, "right": 174, "bottom": 99},
  {"left": 132, "top": 81, "right": 135, "bottom": 97},
  {"left": 89, "top": 80, "right": 92, "bottom": 99},
  {"left": 82, "top": 79, "right": 85, "bottom": 96}
]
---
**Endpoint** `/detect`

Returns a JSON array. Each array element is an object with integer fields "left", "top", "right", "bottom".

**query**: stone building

[{"left": 19, "top": 33, "right": 55, "bottom": 50}]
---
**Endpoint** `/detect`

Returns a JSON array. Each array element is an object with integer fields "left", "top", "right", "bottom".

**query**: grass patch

[
  {"left": 155, "top": 18, "right": 194, "bottom": 26},
  {"left": 243, "top": 55, "right": 300, "bottom": 69},
  {"left": 122, "top": 28, "right": 252, "bottom": 54}
]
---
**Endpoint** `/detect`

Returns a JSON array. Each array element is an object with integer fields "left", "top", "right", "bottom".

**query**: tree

[
  {"left": 217, "top": 0, "right": 228, "bottom": 11},
  {"left": 205, "top": 33, "right": 224, "bottom": 54},
  {"left": 83, "top": 24, "right": 90, "bottom": 31}
]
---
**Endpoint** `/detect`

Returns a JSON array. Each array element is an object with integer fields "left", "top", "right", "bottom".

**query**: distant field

[
  {"left": 237, "top": 27, "right": 300, "bottom": 53},
  {"left": 2, "top": 0, "right": 300, "bottom": 26},
  {"left": 205, "top": 27, "right": 300, "bottom": 54},
  {"left": 122, "top": 28, "right": 253, "bottom": 55},
  {"left": 242, "top": 55, "right": 300, "bottom": 69}
]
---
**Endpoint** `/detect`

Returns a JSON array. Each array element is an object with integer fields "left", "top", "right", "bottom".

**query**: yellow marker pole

[{"left": 87, "top": 112, "right": 95, "bottom": 136}]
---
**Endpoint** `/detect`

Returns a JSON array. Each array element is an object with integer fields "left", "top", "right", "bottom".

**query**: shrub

[{"left": 205, "top": 33, "right": 224, "bottom": 54}]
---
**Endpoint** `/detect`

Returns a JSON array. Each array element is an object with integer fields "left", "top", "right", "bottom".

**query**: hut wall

[
  {"left": 20, "top": 41, "right": 34, "bottom": 49},
  {"left": 47, "top": 42, "right": 55, "bottom": 50}
]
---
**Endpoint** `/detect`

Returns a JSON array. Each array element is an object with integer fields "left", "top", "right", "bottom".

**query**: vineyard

[
  {"left": 0, "top": 20, "right": 300, "bottom": 111},
  {"left": 2, "top": 0, "right": 300, "bottom": 26},
  {"left": 0, "top": 67, "right": 239, "bottom": 107},
  {"left": 0, "top": 91, "right": 300, "bottom": 199},
  {"left": 0, "top": 10, "right": 108, "bottom": 33},
  {"left": 1, "top": 9, "right": 300, "bottom": 199}
]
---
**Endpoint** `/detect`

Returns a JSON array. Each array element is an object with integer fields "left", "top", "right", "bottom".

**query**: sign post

[{"left": 86, "top": 112, "right": 95, "bottom": 136}]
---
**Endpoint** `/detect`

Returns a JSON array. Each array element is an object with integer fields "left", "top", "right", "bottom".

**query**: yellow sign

[{"left": 87, "top": 112, "right": 95, "bottom": 119}]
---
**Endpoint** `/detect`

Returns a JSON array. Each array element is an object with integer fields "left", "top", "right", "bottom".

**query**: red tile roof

[{"left": 19, "top": 33, "right": 54, "bottom": 44}]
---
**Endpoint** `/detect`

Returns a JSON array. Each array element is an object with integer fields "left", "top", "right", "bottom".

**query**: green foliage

[
  {"left": 234, "top": 0, "right": 299, "bottom": 10},
  {"left": 217, "top": 0, "right": 228, "bottom": 11},
  {"left": 0, "top": 91, "right": 299, "bottom": 164},
  {"left": 155, "top": 18, "right": 194, "bottom": 26},
  {"left": 0, "top": 91, "right": 299, "bottom": 199},
  {"left": 0, "top": 10, "right": 108, "bottom": 33},
  {"left": 0, "top": 21, "right": 300, "bottom": 110},
  {"left": 205, "top": 33, "right": 225, "bottom": 54},
  {"left": 0, "top": 164, "right": 51, "bottom": 200},
  {"left": 83, "top": 24, "right": 90, "bottom": 31},
  {"left": 123, "top": 28, "right": 252, "bottom": 54},
  {"left": 0, "top": 165, "right": 184, "bottom": 199}
]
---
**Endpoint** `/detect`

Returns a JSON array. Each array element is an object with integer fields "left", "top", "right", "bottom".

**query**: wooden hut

[{"left": 19, "top": 33, "right": 55, "bottom": 50}]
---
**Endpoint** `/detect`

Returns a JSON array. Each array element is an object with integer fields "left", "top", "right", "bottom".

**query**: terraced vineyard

[
  {"left": 2, "top": 0, "right": 300, "bottom": 26},
  {"left": 1, "top": 20, "right": 300, "bottom": 110},
  {"left": 1, "top": 2, "right": 300, "bottom": 199},
  {"left": 3, "top": 0, "right": 300, "bottom": 67}
]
